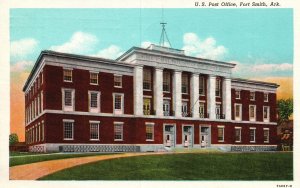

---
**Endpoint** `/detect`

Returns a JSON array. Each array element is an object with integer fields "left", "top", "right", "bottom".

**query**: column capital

[
  {"left": 173, "top": 70, "right": 182, "bottom": 73},
  {"left": 191, "top": 72, "right": 200, "bottom": 76},
  {"left": 208, "top": 74, "right": 216, "bottom": 78},
  {"left": 155, "top": 67, "right": 164, "bottom": 71},
  {"left": 135, "top": 65, "right": 144, "bottom": 69}
]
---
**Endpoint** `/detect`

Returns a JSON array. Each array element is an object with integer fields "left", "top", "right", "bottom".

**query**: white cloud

[
  {"left": 93, "top": 45, "right": 123, "bottom": 59},
  {"left": 141, "top": 41, "right": 152, "bottom": 48},
  {"left": 11, "top": 38, "right": 38, "bottom": 59},
  {"left": 182, "top": 33, "right": 227, "bottom": 60},
  {"left": 253, "top": 63, "right": 293, "bottom": 72},
  {"left": 10, "top": 61, "right": 33, "bottom": 72},
  {"left": 50, "top": 31, "right": 98, "bottom": 54}
]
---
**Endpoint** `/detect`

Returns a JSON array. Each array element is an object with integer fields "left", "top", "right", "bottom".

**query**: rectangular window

[
  {"left": 163, "top": 100, "right": 170, "bottom": 116},
  {"left": 90, "top": 122, "right": 100, "bottom": 140},
  {"left": 181, "top": 73, "right": 188, "bottom": 94},
  {"left": 90, "top": 72, "right": 98, "bottom": 85},
  {"left": 143, "top": 98, "right": 151, "bottom": 115},
  {"left": 263, "top": 128, "right": 269, "bottom": 143},
  {"left": 199, "top": 76, "right": 205, "bottom": 95},
  {"left": 143, "top": 69, "right": 152, "bottom": 90},
  {"left": 182, "top": 101, "right": 188, "bottom": 117},
  {"left": 250, "top": 91, "right": 255, "bottom": 101},
  {"left": 63, "top": 69, "right": 72, "bottom": 82},
  {"left": 89, "top": 91, "right": 100, "bottom": 113},
  {"left": 146, "top": 123, "right": 154, "bottom": 141},
  {"left": 264, "top": 93, "right": 269, "bottom": 102},
  {"left": 263, "top": 106, "right": 270, "bottom": 122},
  {"left": 235, "top": 127, "right": 241, "bottom": 142},
  {"left": 63, "top": 120, "right": 74, "bottom": 140},
  {"left": 41, "top": 121, "right": 44, "bottom": 141},
  {"left": 235, "top": 90, "right": 241, "bottom": 99},
  {"left": 217, "top": 126, "right": 224, "bottom": 142},
  {"left": 113, "top": 93, "right": 124, "bottom": 114},
  {"left": 199, "top": 102, "right": 205, "bottom": 118},
  {"left": 235, "top": 104, "right": 242, "bottom": 121},
  {"left": 215, "top": 78, "right": 221, "bottom": 97},
  {"left": 114, "top": 75, "right": 122, "bottom": 87},
  {"left": 163, "top": 72, "right": 170, "bottom": 92},
  {"left": 250, "top": 128, "right": 256, "bottom": 143},
  {"left": 249, "top": 105, "right": 256, "bottom": 121},
  {"left": 114, "top": 122, "right": 123, "bottom": 141},
  {"left": 63, "top": 89, "right": 74, "bottom": 111}
]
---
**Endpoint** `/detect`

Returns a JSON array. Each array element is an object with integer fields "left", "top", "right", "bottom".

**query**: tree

[
  {"left": 9, "top": 133, "right": 19, "bottom": 146},
  {"left": 277, "top": 98, "right": 293, "bottom": 123}
]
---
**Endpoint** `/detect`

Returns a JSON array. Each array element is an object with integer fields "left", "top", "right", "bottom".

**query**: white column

[
  {"left": 154, "top": 68, "right": 163, "bottom": 117},
  {"left": 222, "top": 77, "right": 232, "bottom": 120},
  {"left": 134, "top": 65, "right": 143, "bottom": 116},
  {"left": 172, "top": 70, "right": 182, "bottom": 117},
  {"left": 207, "top": 75, "right": 216, "bottom": 120},
  {"left": 190, "top": 73, "right": 199, "bottom": 118}
]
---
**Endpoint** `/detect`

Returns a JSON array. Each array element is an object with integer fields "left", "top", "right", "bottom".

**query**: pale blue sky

[{"left": 10, "top": 8, "right": 293, "bottom": 78}]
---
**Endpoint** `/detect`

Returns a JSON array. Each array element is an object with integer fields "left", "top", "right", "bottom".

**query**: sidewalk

[{"left": 10, "top": 152, "right": 166, "bottom": 180}]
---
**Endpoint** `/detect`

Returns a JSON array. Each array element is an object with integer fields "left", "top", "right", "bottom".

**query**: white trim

[
  {"left": 145, "top": 122, "right": 155, "bottom": 125},
  {"left": 250, "top": 91, "right": 255, "bottom": 101},
  {"left": 163, "top": 97, "right": 171, "bottom": 100},
  {"left": 63, "top": 119, "right": 75, "bottom": 122},
  {"left": 264, "top": 92, "right": 269, "bottom": 102},
  {"left": 182, "top": 98, "right": 189, "bottom": 102},
  {"left": 89, "top": 120, "right": 100, "bottom": 123},
  {"left": 143, "top": 95, "right": 152, "bottom": 98}
]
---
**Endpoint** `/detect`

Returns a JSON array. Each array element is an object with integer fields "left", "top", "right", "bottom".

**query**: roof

[{"left": 231, "top": 77, "right": 280, "bottom": 88}]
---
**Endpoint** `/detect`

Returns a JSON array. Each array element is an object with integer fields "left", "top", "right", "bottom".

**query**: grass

[
  {"left": 40, "top": 152, "right": 293, "bottom": 180},
  {"left": 9, "top": 152, "right": 113, "bottom": 167}
]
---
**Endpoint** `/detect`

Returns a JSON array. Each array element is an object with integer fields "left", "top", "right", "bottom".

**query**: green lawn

[
  {"left": 40, "top": 152, "right": 293, "bottom": 180},
  {"left": 10, "top": 152, "right": 113, "bottom": 167}
]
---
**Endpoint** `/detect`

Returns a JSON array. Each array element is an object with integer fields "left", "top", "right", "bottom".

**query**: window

[
  {"left": 41, "top": 71, "right": 43, "bottom": 84},
  {"left": 114, "top": 75, "right": 122, "bottom": 87},
  {"left": 41, "top": 121, "right": 44, "bottom": 141},
  {"left": 182, "top": 101, "right": 188, "bottom": 117},
  {"left": 163, "top": 72, "right": 170, "bottom": 92},
  {"left": 217, "top": 126, "right": 224, "bottom": 142},
  {"left": 146, "top": 123, "right": 154, "bottom": 141},
  {"left": 143, "top": 69, "right": 152, "bottom": 90},
  {"left": 114, "top": 122, "right": 123, "bottom": 141},
  {"left": 215, "top": 78, "right": 221, "bottom": 97},
  {"left": 199, "top": 76, "right": 205, "bottom": 95},
  {"left": 182, "top": 74, "right": 188, "bottom": 94},
  {"left": 250, "top": 128, "right": 256, "bottom": 143},
  {"left": 90, "top": 72, "right": 98, "bottom": 85},
  {"left": 89, "top": 91, "right": 100, "bottom": 113},
  {"left": 263, "top": 128, "right": 269, "bottom": 143},
  {"left": 263, "top": 106, "right": 270, "bottom": 122},
  {"left": 63, "top": 69, "right": 72, "bottom": 82},
  {"left": 63, "top": 120, "right": 74, "bottom": 140},
  {"left": 143, "top": 98, "right": 151, "bottom": 115},
  {"left": 163, "top": 100, "right": 170, "bottom": 116},
  {"left": 249, "top": 105, "right": 256, "bottom": 121},
  {"left": 199, "top": 102, "right": 205, "bottom": 118},
  {"left": 264, "top": 93, "right": 268, "bottom": 102},
  {"left": 113, "top": 93, "right": 124, "bottom": 114},
  {"left": 235, "top": 104, "right": 242, "bottom": 121},
  {"left": 235, "top": 127, "right": 241, "bottom": 142},
  {"left": 62, "top": 89, "right": 74, "bottom": 111},
  {"left": 90, "top": 121, "right": 100, "bottom": 140},
  {"left": 250, "top": 91, "right": 255, "bottom": 101},
  {"left": 235, "top": 90, "right": 241, "bottom": 99}
]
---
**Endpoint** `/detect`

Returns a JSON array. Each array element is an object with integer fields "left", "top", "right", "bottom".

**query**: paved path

[{"left": 9, "top": 152, "right": 167, "bottom": 180}]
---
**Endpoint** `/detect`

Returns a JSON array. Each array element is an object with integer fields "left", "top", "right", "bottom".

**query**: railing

[
  {"left": 199, "top": 113, "right": 209, "bottom": 119},
  {"left": 216, "top": 114, "right": 225, "bottom": 119}
]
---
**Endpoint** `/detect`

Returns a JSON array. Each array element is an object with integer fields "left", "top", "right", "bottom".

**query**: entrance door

[
  {"left": 200, "top": 126, "right": 210, "bottom": 148},
  {"left": 201, "top": 134, "right": 209, "bottom": 148},
  {"left": 164, "top": 125, "right": 175, "bottom": 147},
  {"left": 183, "top": 126, "right": 193, "bottom": 148}
]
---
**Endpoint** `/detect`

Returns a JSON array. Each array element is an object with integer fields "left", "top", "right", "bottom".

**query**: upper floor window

[
  {"left": 143, "top": 69, "right": 152, "bottom": 90},
  {"left": 113, "top": 93, "right": 124, "bottom": 115},
  {"left": 249, "top": 105, "right": 256, "bottom": 121},
  {"left": 163, "top": 100, "right": 170, "bottom": 116},
  {"left": 63, "top": 69, "right": 72, "bottom": 82},
  {"left": 146, "top": 123, "right": 154, "bottom": 141},
  {"left": 62, "top": 88, "right": 75, "bottom": 111},
  {"left": 114, "top": 75, "right": 122, "bottom": 88},
  {"left": 199, "top": 76, "right": 205, "bottom": 95},
  {"left": 114, "top": 122, "right": 123, "bottom": 141},
  {"left": 63, "top": 120, "right": 74, "bottom": 140},
  {"left": 163, "top": 72, "right": 170, "bottom": 92},
  {"left": 235, "top": 90, "right": 241, "bottom": 99},
  {"left": 250, "top": 91, "right": 255, "bottom": 101},
  {"left": 89, "top": 91, "right": 100, "bottom": 113},
  {"left": 90, "top": 72, "right": 98, "bottom": 85},
  {"left": 90, "top": 121, "right": 100, "bottom": 140},
  {"left": 199, "top": 102, "right": 205, "bottom": 118},
  {"left": 235, "top": 127, "right": 242, "bottom": 142},
  {"left": 217, "top": 126, "right": 224, "bottom": 142},
  {"left": 182, "top": 73, "right": 188, "bottom": 94},
  {"left": 215, "top": 78, "right": 221, "bottom": 97},
  {"left": 235, "top": 103, "right": 242, "bottom": 121},
  {"left": 264, "top": 93, "right": 269, "bottom": 102},
  {"left": 143, "top": 98, "right": 151, "bottom": 115},
  {"left": 263, "top": 106, "right": 270, "bottom": 122},
  {"left": 182, "top": 101, "right": 188, "bottom": 117}
]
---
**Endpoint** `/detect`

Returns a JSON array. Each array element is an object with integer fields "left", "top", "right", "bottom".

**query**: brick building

[{"left": 23, "top": 44, "right": 279, "bottom": 152}]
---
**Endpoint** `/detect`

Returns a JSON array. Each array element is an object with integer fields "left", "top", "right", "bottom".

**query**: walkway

[{"left": 10, "top": 152, "right": 167, "bottom": 180}]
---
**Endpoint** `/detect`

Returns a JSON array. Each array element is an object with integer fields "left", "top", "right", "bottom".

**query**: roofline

[
  {"left": 116, "top": 46, "right": 236, "bottom": 68},
  {"left": 231, "top": 77, "right": 280, "bottom": 88},
  {"left": 23, "top": 50, "right": 134, "bottom": 92}
]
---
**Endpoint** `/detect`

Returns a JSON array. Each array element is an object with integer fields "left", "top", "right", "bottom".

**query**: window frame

[
  {"left": 215, "top": 78, "right": 221, "bottom": 97},
  {"left": 114, "top": 75, "right": 122, "bottom": 88},
  {"left": 217, "top": 125, "right": 224, "bottom": 142},
  {"left": 181, "top": 73, "right": 188, "bottom": 94},
  {"left": 235, "top": 127, "right": 242, "bottom": 143},
  {"left": 143, "top": 69, "right": 152, "bottom": 91},
  {"left": 263, "top": 128, "right": 270, "bottom": 143},
  {"left": 145, "top": 122, "right": 155, "bottom": 141},
  {"left": 88, "top": 91, "right": 101, "bottom": 113},
  {"left": 249, "top": 105, "right": 256, "bottom": 122},
  {"left": 235, "top": 90, "right": 241, "bottom": 99},
  {"left": 163, "top": 71, "right": 170, "bottom": 92},
  {"left": 63, "top": 69, "right": 73, "bottom": 82},
  {"left": 114, "top": 122, "right": 124, "bottom": 141},
  {"left": 199, "top": 76, "right": 205, "bottom": 96},
  {"left": 62, "top": 88, "right": 75, "bottom": 111},
  {"left": 90, "top": 72, "right": 99, "bottom": 85},
  {"left": 234, "top": 103, "right": 242, "bottom": 121},
  {"left": 264, "top": 93, "right": 269, "bottom": 102},
  {"left": 250, "top": 91, "right": 255, "bottom": 101},
  {"left": 113, "top": 93, "right": 124, "bottom": 115},
  {"left": 263, "top": 106, "right": 270, "bottom": 122},
  {"left": 250, "top": 127, "right": 256, "bottom": 143},
  {"left": 63, "top": 119, "right": 74, "bottom": 140},
  {"left": 89, "top": 121, "right": 100, "bottom": 141}
]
